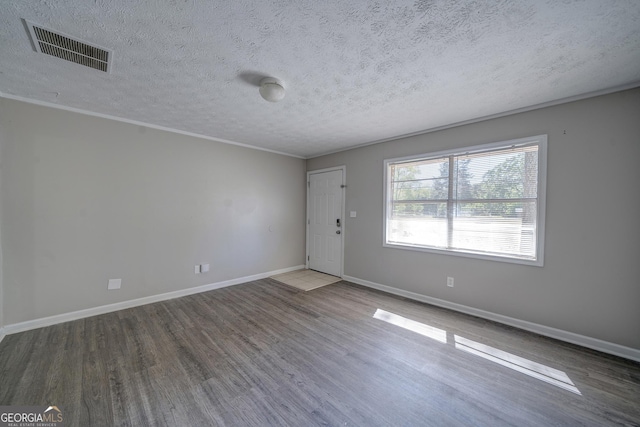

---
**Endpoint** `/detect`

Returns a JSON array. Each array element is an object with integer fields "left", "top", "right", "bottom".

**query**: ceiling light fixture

[{"left": 259, "top": 77, "right": 285, "bottom": 102}]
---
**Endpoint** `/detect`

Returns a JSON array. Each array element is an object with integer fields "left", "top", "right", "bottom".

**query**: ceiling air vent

[{"left": 24, "top": 20, "right": 112, "bottom": 73}]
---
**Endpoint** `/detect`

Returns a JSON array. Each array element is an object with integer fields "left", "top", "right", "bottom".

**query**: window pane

[
  {"left": 385, "top": 136, "right": 545, "bottom": 265},
  {"left": 392, "top": 178, "right": 448, "bottom": 201},
  {"left": 452, "top": 201, "right": 537, "bottom": 258},
  {"left": 391, "top": 200, "right": 448, "bottom": 217},
  {"left": 459, "top": 146, "right": 538, "bottom": 200},
  {"left": 388, "top": 203, "right": 448, "bottom": 247},
  {"left": 390, "top": 158, "right": 449, "bottom": 201}
]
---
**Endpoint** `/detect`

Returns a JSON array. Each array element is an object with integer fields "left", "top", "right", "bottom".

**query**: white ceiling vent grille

[{"left": 24, "top": 20, "right": 112, "bottom": 73}]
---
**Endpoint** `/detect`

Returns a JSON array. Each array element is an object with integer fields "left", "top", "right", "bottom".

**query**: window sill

[{"left": 383, "top": 241, "right": 544, "bottom": 267}]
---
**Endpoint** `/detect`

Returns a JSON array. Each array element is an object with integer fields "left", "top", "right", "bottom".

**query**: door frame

[{"left": 306, "top": 165, "right": 346, "bottom": 278}]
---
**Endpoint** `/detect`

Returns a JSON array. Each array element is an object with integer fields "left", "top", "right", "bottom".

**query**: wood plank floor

[{"left": 1, "top": 279, "right": 639, "bottom": 426}]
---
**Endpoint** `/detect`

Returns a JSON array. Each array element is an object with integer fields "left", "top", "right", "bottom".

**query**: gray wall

[
  {"left": 307, "top": 88, "right": 640, "bottom": 350},
  {"left": 0, "top": 98, "right": 306, "bottom": 325},
  {"left": 0, "top": 111, "right": 3, "bottom": 331}
]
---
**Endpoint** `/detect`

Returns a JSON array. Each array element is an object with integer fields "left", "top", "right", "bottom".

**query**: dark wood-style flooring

[{"left": 1, "top": 279, "right": 639, "bottom": 426}]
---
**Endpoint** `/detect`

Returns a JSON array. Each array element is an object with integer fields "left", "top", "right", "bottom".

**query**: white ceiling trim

[
  {"left": 0, "top": 91, "right": 305, "bottom": 159},
  {"left": 4, "top": 80, "right": 639, "bottom": 160},
  {"left": 306, "top": 81, "right": 640, "bottom": 158}
]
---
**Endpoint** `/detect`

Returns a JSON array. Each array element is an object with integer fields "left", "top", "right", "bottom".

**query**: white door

[{"left": 308, "top": 169, "right": 343, "bottom": 276}]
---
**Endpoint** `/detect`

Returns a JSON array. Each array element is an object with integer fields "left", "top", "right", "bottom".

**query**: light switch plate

[
  {"left": 201, "top": 263, "right": 210, "bottom": 273},
  {"left": 350, "top": 211, "right": 357, "bottom": 217},
  {"left": 108, "top": 279, "right": 122, "bottom": 290}
]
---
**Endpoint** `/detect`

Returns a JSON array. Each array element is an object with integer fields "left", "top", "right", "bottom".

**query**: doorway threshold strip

[{"left": 270, "top": 269, "right": 341, "bottom": 291}]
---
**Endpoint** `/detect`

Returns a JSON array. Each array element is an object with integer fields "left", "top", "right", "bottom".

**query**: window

[{"left": 384, "top": 135, "right": 547, "bottom": 266}]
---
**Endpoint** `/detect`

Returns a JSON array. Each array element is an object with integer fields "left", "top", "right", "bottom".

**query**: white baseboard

[
  {"left": 2, "top": 265, "right": 305, "bottom": 337},
  {"left": 343, "top": 275, "right": 640, "bottom": 363},
  {"left": 0, "top": 327, "right": 5, "bottom": 345}
]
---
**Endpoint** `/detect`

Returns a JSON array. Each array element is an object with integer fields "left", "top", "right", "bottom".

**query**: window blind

[{"left": 385, "top": 136, "right": 546, "bottom": 265}]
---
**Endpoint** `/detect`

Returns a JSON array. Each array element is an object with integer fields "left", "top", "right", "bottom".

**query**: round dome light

[{"left": 259, "top": 78, "right": 285, "bottom": 102}]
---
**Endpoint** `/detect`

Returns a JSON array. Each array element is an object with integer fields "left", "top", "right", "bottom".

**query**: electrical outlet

[
  {"left": 447, "top": 277, "right": 454, "bottom": 288},
  {"left": 108, "top": 279, "right": 122, "bottom": 290},
  {"left": 195, "top": 265, "right": 201, "bottom": 274},
  {"left": 201, "top": 263, "right": 210, "bottom": 273}
]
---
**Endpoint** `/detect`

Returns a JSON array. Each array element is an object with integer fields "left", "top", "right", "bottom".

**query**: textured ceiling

[{"left": 1, "top": 1, "right": 639, "bottom": 158}]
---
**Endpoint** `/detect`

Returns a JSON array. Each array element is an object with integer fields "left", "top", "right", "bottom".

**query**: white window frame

[{"left": 383, "top": 135, "right": 547, "bottom": 266}]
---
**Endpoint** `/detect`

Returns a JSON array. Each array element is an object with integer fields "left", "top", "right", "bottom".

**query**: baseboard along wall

[
  {"left": 1, "top": 265, "right": 305, "bottom": 339},
  {"left": 2, "top": 267, "right": 638, "bottom": 364},
  {"left": 342, "top": 275, "right": 640, "bottom": 363}
]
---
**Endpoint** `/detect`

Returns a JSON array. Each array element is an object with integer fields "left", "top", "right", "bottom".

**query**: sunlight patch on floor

[
  {"left": 373, "top": 309, "right": 447, "bottom": 343},
  {"left": 373, "top": 308, "right": 581, "bottom": 395}
]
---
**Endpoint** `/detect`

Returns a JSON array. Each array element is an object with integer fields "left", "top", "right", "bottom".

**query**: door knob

[{"left": 336, "top": 230, "right": 341, "bottom": 234}]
